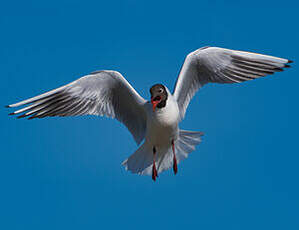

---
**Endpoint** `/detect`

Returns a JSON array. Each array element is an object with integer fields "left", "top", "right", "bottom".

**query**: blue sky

[{"left": 1, "top": 0, "right": 299, "bottom": 229}]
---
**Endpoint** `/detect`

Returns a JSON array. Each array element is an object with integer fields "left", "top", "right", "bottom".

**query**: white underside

[
  {"left": 122, "top": 88, "right": 204, "bottom": 176},
  {"left": 122, "top": 130, "right": 203, "bottom": 175}
]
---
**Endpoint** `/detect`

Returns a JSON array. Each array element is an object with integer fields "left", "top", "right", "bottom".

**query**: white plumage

[{"left": 6, "top": 47, "right": 292, "bottom": 180}]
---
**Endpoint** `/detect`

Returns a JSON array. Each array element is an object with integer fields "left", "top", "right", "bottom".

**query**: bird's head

[{"left": 150, "top": 84, "right": 168, "bottom": 112}]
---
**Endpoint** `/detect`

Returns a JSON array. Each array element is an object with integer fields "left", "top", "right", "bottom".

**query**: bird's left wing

[
  {"left": 7, "top": 70, "right": 147, "bottom": 145},
  {"left": 173, "top": 46, "right": 292, "bottom": 120}
]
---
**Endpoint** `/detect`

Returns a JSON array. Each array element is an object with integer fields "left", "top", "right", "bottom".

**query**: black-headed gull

[{"left": 6, "top": 47, "right": 292, "bottom": 181}]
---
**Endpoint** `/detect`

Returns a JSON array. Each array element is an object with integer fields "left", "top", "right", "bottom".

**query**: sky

[{"left": 1, "top": 0, "right": 299, "bottom": 229}]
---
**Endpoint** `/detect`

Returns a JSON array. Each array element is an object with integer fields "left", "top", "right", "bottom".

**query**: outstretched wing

[
  {"left": 7, "top": 70, "right": 147, "bottom": 145},
  {"left": 173, "top": 46, "right": 292, "bottom": 120}
]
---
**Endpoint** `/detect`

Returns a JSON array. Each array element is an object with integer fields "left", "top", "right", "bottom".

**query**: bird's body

[
  {"left": 6, "top": 46, "right": 292, "bottom": 181},
  {"left": 145, "top": 89, "right": 180, "bottom": 147}
]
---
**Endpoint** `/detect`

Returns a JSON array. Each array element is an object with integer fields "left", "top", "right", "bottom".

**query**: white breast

[{"left": 145, "top": 89, "right": 180, "bottom": 147}]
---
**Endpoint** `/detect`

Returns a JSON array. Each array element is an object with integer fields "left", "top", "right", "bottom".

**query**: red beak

[{"left": 151, "top": 96, "right": 161, "bottom": 112}]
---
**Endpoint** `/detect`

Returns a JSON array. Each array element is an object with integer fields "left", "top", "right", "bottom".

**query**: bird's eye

[{"left": 158, "top": 88, "right": 164, "bottom": 93}]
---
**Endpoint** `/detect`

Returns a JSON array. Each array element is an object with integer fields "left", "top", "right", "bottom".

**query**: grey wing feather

[
  {"left": 173, "top": 46, "right": 292, "bottom": 120},
  {"left": 7, "top": 70, "right": 147, "bottom": 145}
]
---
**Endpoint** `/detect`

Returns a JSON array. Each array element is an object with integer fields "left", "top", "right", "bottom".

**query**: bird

[{"left": 6, "top": 46, "right": 292, "bottom": 181}]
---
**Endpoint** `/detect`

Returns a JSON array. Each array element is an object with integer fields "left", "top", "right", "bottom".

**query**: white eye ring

[{"left": 158, "top": 88, "right": 164, "bottom": 93}]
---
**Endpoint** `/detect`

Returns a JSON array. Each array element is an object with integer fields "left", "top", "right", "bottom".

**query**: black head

[{"left": 150, "top": 84, "right": 168, "bottom": 111}]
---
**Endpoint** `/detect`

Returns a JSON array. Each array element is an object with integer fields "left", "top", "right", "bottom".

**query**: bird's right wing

[
  {"left": 173, "top": 46, "right": 292, "bottom": 120},
  {"left": 7, "top": 70, "right": 147, "bottom": 145}
]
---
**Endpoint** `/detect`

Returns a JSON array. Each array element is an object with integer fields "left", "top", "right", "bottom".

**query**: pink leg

[
  {"left": 152, "top": 146, "right": 158, "bottom": 181},
  {"left": 172, "top": 140, "right": 178, "bottom": 175}
]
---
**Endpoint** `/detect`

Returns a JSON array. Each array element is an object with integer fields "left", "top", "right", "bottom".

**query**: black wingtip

[
  {"left": 17, "top": 114, "right": 26, "bottom": 119},
  {"left": 288, "top": 60, "right": 293, "bottom": 63},
  {"left": 5, "top": 105, "right": 10, "bottom": 108},
  {"left": 8, "top": 112, "right": 15, "bottom": 115},
  {"left": 274, "top": 67, "right": 284, "bottom": 72},
  {"left": 285, "top": 64, "right": 291, "bottom": 68}
]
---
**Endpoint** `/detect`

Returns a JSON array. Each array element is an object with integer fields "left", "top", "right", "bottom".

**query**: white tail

[{"left": 122, "top": 130, "right": 204, "bottom": 176}]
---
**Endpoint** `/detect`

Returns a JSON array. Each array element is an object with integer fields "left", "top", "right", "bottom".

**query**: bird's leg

[
  {"left": 152, "top": 146, "right": 158, "bottom": 181},
  {"left": 172, "top": 140, "right": 178, "bottom": 175}
]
